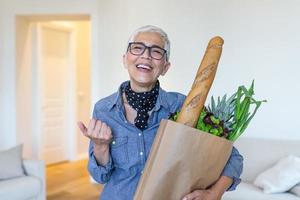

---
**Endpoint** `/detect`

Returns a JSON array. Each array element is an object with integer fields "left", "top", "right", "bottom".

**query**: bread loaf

[{"left": 176, "top": 36, "right": 224, "bottom": 127}]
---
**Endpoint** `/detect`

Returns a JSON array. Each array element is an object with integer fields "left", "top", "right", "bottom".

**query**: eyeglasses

[{"left": 127, "top": 42, "right": 167, "bottom": 60}]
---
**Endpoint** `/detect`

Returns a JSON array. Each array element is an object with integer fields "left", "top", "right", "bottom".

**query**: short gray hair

[{"left": 128, "top": 25, "right": 170, "bottom": 61}]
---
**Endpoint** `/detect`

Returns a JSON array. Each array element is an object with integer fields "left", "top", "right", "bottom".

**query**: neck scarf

[{"left": 124, "top": 81, "right": 159, "bottom": 130}]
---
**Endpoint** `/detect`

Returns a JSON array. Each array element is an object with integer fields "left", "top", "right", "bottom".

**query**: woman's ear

[
  {"left": 123, "top": 54, "right": 128, "bottom": 69},
  {"left": 161, "top": 62, "right": 171, "bottom": 76}
]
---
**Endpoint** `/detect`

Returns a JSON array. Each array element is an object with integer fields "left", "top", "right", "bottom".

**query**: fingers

[
  {"left": 182, "top": 190, "right": 203, "bottom": 200},
  {"left": 77, "top": 121, "right": 88, "bottom": 136},
  {"left": 93, "top": 119, "right": 103, "bottom": 138},
  {"left": 94, "top": 120, "right": 111, "bottom": 140},
  {"left": 88, "top": 118, "right": 96, "bottom": 136},
  {"left": 102, "top": 123, "right": 113, "bottom": 141},
  {"left": 81, "top": 118, "right": 113, "bottom": 145}
]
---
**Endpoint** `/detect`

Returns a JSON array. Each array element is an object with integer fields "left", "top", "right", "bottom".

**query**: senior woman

[{"left": 78, "top": 25, "right": 243, "bottom": 200}]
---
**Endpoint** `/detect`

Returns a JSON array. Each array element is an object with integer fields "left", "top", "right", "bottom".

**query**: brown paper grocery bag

[{"left": 134, "top": 119, "right": 233, "bottom": 200}]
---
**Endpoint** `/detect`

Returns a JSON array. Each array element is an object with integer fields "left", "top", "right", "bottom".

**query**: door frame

[{"left": 32, "top": 22, "right": 77, "bottom": 163}]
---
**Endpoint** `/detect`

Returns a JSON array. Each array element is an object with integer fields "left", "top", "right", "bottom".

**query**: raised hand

[
  {"left": 78, "top": 118, "right": 113, "bottom": 147},
  {"left": 78, "top": 118, "right": 113, "bottom": 165}
]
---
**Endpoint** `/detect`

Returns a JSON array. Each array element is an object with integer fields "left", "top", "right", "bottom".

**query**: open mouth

[{"left": 136, "top": 64, "right": 152, "bottom": 72}]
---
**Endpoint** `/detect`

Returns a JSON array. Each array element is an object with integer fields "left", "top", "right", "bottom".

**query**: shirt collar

[
  {"left": 154, "top": 87, "right": 169, "bottom": 111},
  {"left": 107, "top": 81, "right": 128, "bottom": 111}
]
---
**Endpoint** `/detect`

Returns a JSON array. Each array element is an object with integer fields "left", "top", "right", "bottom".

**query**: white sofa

[
  {"left": 223, "top": 137, "right": 300, "bottom": 200},
  {"left": 0, "top": 159, "right": 46, "bottom": 200}
]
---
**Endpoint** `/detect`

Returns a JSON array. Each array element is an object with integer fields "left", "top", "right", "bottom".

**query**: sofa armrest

[
  {"left": 23, "top": 159, "right": 44, "bottom": 177},
  {"left": 23, "top": 159, "right": 46, "bottom": 200}
]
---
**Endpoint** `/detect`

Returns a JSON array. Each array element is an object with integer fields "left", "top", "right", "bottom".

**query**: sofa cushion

[
  {"left": 0, "top": 144, "right": 25, "bottom": 180},
  {"left": 0, "top": 176, "right": 42, "bottom": 200},
  {"left": 222, "top": 182, "right": 299, "bottom": 200},
  {"left": 253, "top": 155, "right": 300, "bottom": 193}
]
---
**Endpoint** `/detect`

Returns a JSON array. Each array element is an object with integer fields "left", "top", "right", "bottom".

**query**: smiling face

[{"left": 123, "top": 32, "right": 170, "bottom": 92}]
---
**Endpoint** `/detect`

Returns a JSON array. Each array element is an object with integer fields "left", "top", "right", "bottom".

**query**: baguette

[{"left": 176, "top": 36, "right": 224, "bottom": 127}]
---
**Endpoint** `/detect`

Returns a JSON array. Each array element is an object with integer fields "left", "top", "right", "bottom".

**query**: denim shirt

[{"left": 88, "top": 81, "right": 243, "bottom": 200}]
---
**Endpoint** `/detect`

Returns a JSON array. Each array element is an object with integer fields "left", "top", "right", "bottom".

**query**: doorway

[
  {"left": 35, "top": 22, "right": 75, "bottom": 164},
  {"left": 16, "top": 15, "right": 91, "bottom": 165}
]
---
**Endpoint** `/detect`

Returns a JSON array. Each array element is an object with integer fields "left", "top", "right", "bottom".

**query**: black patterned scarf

[{"left": 123, "top": 81, "right": 159, "bottom": 130}]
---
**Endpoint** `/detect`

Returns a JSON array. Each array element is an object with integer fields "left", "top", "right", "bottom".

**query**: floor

[{"left": 46, "top": 159, "right": 103, "bottom": 200}]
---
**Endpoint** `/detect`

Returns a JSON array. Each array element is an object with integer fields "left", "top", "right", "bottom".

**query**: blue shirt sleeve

[
  {"left": 221, "top": 146, "right": 243, "bottom": 191},
  {"left": 88, "top": 141, "right": 114, "bottom": 184}
]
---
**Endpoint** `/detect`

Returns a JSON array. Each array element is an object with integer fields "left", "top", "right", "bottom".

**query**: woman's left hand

[{"left": 182, "top": 189, "right": 221, "bottom": 200}]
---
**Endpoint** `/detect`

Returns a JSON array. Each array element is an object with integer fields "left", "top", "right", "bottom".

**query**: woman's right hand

[
  {"left": 78, "top": 118, "right": 113, "bottom": 166},
  {"left": 78, "top": 118, "right": 113, "bottom": 148}
]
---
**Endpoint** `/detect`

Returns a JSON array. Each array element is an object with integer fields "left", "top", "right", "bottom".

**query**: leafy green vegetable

[
  {"left": 169, "top": 111, "right": 180, "bottom": 121},
  {"left": 196, "top": 108, "right": 230, "bottom": 138},
  {"left": 172, "top": 80, "right": 266, "bottom": 141},
  {"left": 228, "top": 80, "right": 266, "bottom": 141}
]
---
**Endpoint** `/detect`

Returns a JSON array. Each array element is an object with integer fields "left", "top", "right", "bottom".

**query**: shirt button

[
  {"left": 112, "top": 141, "right": 116, "bottom": 145},
  {"left": 141, "top": 170, "right": 143, "bottom": 174},
  {"left": 140, "top": 152, "right": 144, "bottom": 156},
  {"left": 138, "top": 133, "right": 142, "bottom": 136}
]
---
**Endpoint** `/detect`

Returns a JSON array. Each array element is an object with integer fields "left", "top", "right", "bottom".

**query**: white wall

[
  {"left": 95, "top": 0, "right": 300, "bottom": 140},
  {"left": 1, "top": 0, "right": 299, "bottom": 151},
  {"left": 0, "top": 1, "right": 4, "bottom": 147},
  {"left": 15, "top": 17, "right": 34, "bottom": 157},
  {"left": 0, "top": 2, "right": 5, "bottom": 149},
  {"left": 75, "top": 21, "right": 91, "bottom": 157},
  {"left": 0, "top": 0, "right": 17, "bottom": 149}
]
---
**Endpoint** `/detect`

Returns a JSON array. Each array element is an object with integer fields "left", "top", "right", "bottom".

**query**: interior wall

[
  {"left": 0, "top": 1, "right": 17, "bottom": 149},
  {"left": 15, "top": 17, "right": 34, "bottom": 157},
  {"left": 0, "top": 2, "right": 5, "bottom": 149},
  {"left": 75, "top": 21, "right": 91, "bottom": 157},
  {"left": 95, "top": 0, "right": 300, "bottom": 140}
]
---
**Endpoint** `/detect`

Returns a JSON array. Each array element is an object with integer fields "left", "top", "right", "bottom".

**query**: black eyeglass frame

[{"left": 127, "top": 42, "right": 167, "bottom": 60}]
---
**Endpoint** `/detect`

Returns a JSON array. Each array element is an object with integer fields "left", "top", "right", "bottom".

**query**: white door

[{"left": 35, "top": 23, "right": 76, "bottom": 165}]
